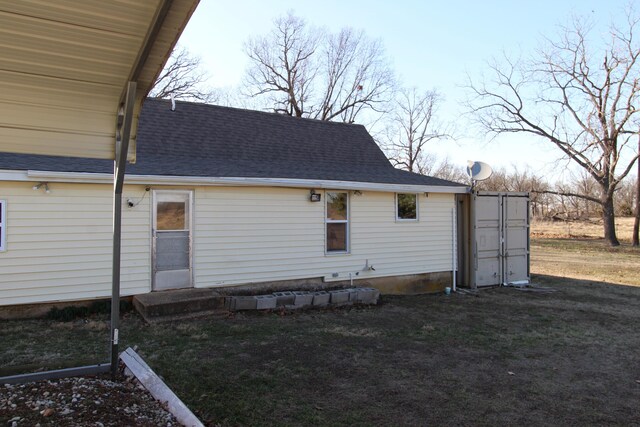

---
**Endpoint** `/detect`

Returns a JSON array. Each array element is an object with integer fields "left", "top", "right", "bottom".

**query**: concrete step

[{"left": 133, "top": 288, "right": 226, "bottom": 323}]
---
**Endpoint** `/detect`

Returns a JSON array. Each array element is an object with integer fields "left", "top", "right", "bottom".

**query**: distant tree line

[{"left": 464, "top": 167, "right": 638, "bottom": 222}]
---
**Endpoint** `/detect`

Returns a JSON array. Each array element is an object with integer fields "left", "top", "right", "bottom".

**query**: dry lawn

[
  {"left": 2, "top": 279, "right": 640, "bottom": 426},
  {"left": 531, "top": 216, "right": 640, "bottom": 286},
  {"left": 1, "top": 218, "right": 639, "bottom": 426},
  {"left": 532, "top": 216, "right": 636, "bottom": 241}
]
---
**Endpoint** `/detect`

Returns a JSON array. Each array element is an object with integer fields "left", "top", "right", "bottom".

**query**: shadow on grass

[{"left": 532, "top": 273, "right": 640, "bottom": 299}]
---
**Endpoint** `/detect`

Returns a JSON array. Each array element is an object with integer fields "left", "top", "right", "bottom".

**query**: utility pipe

[{"left": 452, "top": 207, "right": 457, "bottom": 292}]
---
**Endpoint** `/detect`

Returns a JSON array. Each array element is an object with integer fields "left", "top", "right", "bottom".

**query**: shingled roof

[{"left": 0, "top": 98, "right": 465, "bottom": 188}]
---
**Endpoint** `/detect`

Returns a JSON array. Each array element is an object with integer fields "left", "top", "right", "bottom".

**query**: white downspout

[{"left": 452, "top": 206, "right": 457, "bottom": 292}]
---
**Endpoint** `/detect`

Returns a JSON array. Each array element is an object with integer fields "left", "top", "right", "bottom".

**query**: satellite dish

[{"left": 466, "top": 161, "right": 493, "bottom": 182}]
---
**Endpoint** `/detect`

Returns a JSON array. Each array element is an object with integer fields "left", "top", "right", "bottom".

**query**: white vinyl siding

[
  {"left": 0, "top": 182, "right": 455, "bottom": 306},
  {"left": 0, "top": 182, "right": 151, "bottom": 306},
  {"left": 193, "top": 187, "right": 455, "bottom": 287}
]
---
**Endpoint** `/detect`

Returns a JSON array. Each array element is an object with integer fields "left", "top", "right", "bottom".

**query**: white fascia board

[
  {"left": 14, "top": 170, "right": 469, "bottom": 194},
  {"left": 0, "top": 170, "right": 29, "bottom": 181}
]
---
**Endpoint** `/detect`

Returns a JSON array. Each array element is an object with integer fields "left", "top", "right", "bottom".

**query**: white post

[{"left": 111, "top": 81, "right": 136, "bottom": 379}]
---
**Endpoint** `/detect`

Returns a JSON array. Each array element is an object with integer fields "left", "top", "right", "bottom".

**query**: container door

[
  {"left": 474, "top": 194, "right": 502, "bottom": 287},
  {"left": 152, "top": 190, "right": 192, "bottom": 290},
  {"left": 503, "top": 195, "right": 530, "bottom": 284}
]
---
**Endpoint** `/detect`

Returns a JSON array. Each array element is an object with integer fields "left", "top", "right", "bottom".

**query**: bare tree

[
  {"left": 383, "top": 88, "right": 448, "bottom": 173},
  {"left": 613, "top": 175, "right": 636, "bottom": 216},
  {"left": 467, "top": 10, "right": 640, "bottom": 245},
  {"left": 424, "top": 156, "right": 468, "bottom": 183},
  {"left": 549, "top": 171, "right": 603, "bottom": 218},
  {"left": 634, "top": 137, "right": 639, "bottom": 246},
  {"left": 150, "top": 46, "right": 218, "bottom": 102},
  {"left": 316, "top": 28, "right": 395, "bottom": 123},
  {"left": 475, "top": 166, "right": 551, "bottom": 218},
  {"left": 243, "top": 12, "right": 394, "bottom": 123},
  {"left": 530, "top": 178, "right": 553, "bottom": 218},
  {"left": 243, "top": 13, "right": 319, "bottom": 116},
  {"left": 477, "top": 166, "right": 547, "bottom": 191},
  {"left": 476, "top": 167, "right": 510, "bottom": 192}
]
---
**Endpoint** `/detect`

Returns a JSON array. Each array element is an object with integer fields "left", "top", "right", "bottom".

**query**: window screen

[{"left": 326, "top": 192, "right": 349, "bottom": 252}]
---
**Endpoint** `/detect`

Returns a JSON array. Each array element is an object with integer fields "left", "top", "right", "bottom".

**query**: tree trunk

[
  {"left": 602, "top": 195, "right": 620, "bottom": 246},
  {"left": 634, "top": 195, "right": 639, "bottom": 246},
  {"left": 633, "top": 155, "right": 639, "bottom": 246}
]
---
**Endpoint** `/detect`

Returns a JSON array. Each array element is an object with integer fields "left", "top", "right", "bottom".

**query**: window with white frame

[
  {"left": 0, "top": 200, "right": 5, "bottom": 251},
  {"left": 396, "top": 193, "right": 418, "bottom": 221},
  {"left": 326, "top": 192, "right": 349, "bottom": 253}
]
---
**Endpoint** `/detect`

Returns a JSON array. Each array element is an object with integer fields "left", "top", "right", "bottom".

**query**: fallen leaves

[{"left": 41, "top": 407, "right": 55, "bottom": 417}]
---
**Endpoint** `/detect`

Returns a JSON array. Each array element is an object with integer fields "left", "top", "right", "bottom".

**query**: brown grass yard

[
  {"left": 531, "top": 216, "right": 636, "bottom": 242},
  {"left": 1, "top": 220, "right": 640, "bottom": 426},
  {"left": 531, "top": 216, "right": 640, "bottom": 286}
]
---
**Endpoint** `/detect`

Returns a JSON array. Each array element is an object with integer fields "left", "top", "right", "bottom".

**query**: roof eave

[{"left": 2, "top": 169, "right": 470, "bottom": 194}]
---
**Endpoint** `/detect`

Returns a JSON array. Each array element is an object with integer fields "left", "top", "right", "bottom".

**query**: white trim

[
  {"left": 0, "top": 170, "right": 28, "bottom": 181},
  {"left": 395, "top": 193, "right": 419, "bottom": 222},
  {"left": 4, "top": 170, "right": 469, "bottom": 194},
  {"left": 325, "top": 190, "right": 350, "bottom": 254},
  {"left": 120, "top": 347, "right": 204, "bottom": 427},
  {"left": 0, "top": 199, "right": 5, "bottom": 252}
]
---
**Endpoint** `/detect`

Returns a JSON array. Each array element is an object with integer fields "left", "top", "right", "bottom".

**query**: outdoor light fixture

[
  {"left": 309, "top": 189, "right": 321, "bottom": 202},
  {"left": 32, "top": 182, "right": 51, "bottom": 194}
]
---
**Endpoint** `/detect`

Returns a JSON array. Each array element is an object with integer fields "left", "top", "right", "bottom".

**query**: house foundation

[
  {"left": 206, "top": 271, "right": 452, "bottom": 296},
  {"left": 0, "top": 272, "right": 451, "bottom": 320}
]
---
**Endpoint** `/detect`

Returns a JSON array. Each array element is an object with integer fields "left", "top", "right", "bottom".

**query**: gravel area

[{"left": 0, "top": 375, "right": 179, "bottom": 426}]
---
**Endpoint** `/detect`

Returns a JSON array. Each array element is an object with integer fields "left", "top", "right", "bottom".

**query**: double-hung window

[
  {"left": 0, "top": 200, "right": 5, "bottom": 251},
  {"left": 326, "top": 192, "right": 349, "bottom": 253},
  {"left": 396, "top": 193, "right": 418, "bottom": 221}
]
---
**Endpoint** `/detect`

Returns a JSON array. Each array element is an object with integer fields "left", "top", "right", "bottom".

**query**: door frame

[
  {"left": 455, "top": 193, "right": 470, "bottom": 288},
  {"left": 151, "top": 189, "right": 194, "bottom": 291}
]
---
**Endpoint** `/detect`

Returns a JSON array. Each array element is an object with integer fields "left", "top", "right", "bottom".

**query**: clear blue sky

[{"left": 178, "top": 0, "right": 631, "bottom": 179}]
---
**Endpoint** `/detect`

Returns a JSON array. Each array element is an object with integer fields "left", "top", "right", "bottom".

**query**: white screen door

[{"left": 152, "top": 190, "right": 192, "bottom": 290}]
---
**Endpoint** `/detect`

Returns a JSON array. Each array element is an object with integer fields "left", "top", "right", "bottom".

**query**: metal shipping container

[{"left": 457, "top": 192, "right": 530, "bottom": 288}]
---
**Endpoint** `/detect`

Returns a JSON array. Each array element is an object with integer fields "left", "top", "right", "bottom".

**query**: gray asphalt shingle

[{"left": 0, "top": 98, "right": 465, "bottom": 188}]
